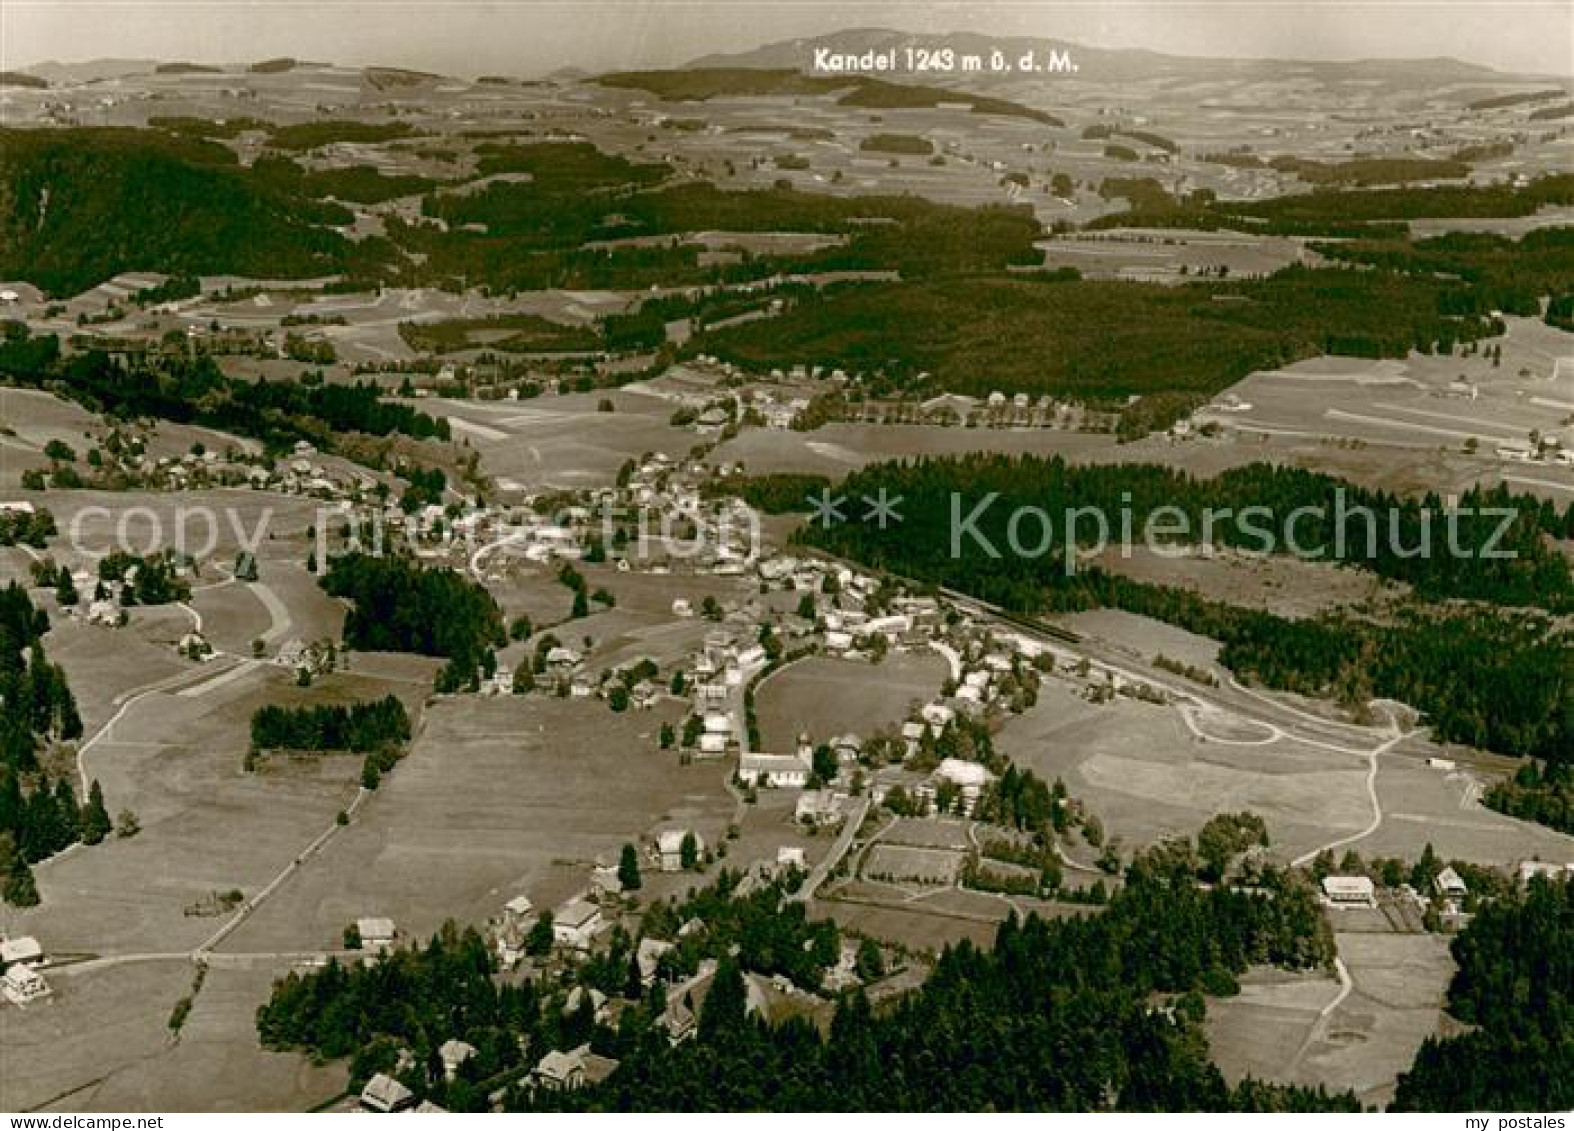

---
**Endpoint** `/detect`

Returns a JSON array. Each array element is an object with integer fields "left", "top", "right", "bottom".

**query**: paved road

[
  {"left": 1291, "top": 730, "right": 1409, "bottom": 867},
  {"left": 790, "top": 797, "right": 870, "bottom": 904}
]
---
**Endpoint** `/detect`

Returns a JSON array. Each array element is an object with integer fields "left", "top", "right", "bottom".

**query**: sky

[{"left": 4, "top": 1, "right": 1571, "bottom": 78}]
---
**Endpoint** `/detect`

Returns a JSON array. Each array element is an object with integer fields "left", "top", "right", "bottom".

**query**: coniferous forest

[
  {"left": 319, "top": 553, "right": 505, "bottom": 688},
  {"left": 250, "top": 694, "right": 411, "bottom": 753},
  {"left": 0, "top": 583, "right": 92, "bottom": 906},
  {"left": 791, "top": 456, "right": 1574, "bottom": 762},
  {"left": 1392, "top": 877, "right": 1574, "bottom": 1111},
  {"left": 257, "top": 853, "right": 1358, "bottom": 1112}
]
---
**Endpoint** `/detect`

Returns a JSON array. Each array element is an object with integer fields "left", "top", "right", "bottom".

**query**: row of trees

[
  {"left": 0, "top": 506, "right": 57, "bottom": 549},
  {"left": 250, "top": 694, "right": 411, "bottom": 754}
]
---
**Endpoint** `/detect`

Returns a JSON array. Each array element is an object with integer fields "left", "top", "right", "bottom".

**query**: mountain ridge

[{"left": 684, "top": 26, "right": 1534, "bottom": 85}]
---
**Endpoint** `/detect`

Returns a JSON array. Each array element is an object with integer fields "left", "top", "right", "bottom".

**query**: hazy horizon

[{"left": 4, "top": 1, "right": 1571, "bottom": 79}]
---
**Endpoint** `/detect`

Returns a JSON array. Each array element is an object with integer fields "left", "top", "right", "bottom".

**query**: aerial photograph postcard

[{"left": 0, "top": 0, "right": 1570, "bottom": 1118}]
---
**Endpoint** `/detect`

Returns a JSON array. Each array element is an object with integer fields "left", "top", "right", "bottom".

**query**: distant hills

[
  {"left": 17, "top": 58, "right": 163, "bottom": 84},
  {"left": 6, "top": 27, "right": 1558, "bottom": 95},
  {"left": 595, "top": 68, "right": 1062, "bottom": 124},
  {"left": 687, "top": 27, "right": 1523, "bottom": 87}
]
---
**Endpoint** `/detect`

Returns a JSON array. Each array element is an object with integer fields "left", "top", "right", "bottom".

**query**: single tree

[
  {"left": 80, "top": 780, "right": 112, "bottom": 845},
  {"left": 618, "top": 843, "right": 643, "bottom": 891}
]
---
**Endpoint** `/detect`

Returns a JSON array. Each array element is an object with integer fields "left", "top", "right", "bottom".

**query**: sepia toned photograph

[{"left": 0, "top": 0, "right": 1570, "bottom": 1116}]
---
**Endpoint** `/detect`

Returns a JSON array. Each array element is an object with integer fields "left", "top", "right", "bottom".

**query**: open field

[
  {"left": 22, "top": 488, "right": 329, "bottom": 573},
  {"left": 42, "top": 616, "right": 193, "bottom": 735},
  {"left": 713, "top": 421, "right": 1121, "bottom": 477},
  {"left": 882, "top": 817, "right": 973, "bottom": 851},
  {"left": 0, "top": 958, "right": 347, "bottom": 1113},
  {"left": 1193, "top": 318, "right": 1574, "bottom": 502},
  {"left": 1354, "top": 754, "right": 1574, "bottom": 865},
  {"left": 439, "top": 390, "right": 697, "bottom": 491},
  {"left": 1, "top": 957, "right": 198, "bottom": 1112},
  {"left": 811, "top": 897, "right": 1000, "bottom": 953},
  {"left": 864, "top": 843, "right": 965, "bottom": 886},
  {"left": 755, "top": 651, "right": 947, "bottom": 751},
  {"left": 1206, "top": 932, "right": 1455, "bottom": 1110},
  {"left": 1087, "top": 544, "right": 1404, "bottom": 620},
  {"left": 0, "top": 389, "right": 102, "bottom": 490},
  {"left": 16, "top": 661, "right": 382, "bottom": 956},
  {"left": 996, "top": 683, "right": 1378, "bottom": 860},
  {"left": 1035, "top": 228, "right": 1308, "bottom": 283},
  {"left": 995, "top": 648, "right": 1574, "bottom": 869},
  {"left": 216, "top": 695, "right": 735, "bottom": 952}
]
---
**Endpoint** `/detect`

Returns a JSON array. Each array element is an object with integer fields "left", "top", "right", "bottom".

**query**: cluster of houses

[
  {"left": 1319, "top": 860, "right": 1572, "bottom": 929},
  {"left": 670, "top": 355, "right": 833, "bottom": 431},
  {"left": 1491, "top": 429, "right": 1574, "bottom": 466},
  {"left": 1320, "top": 868, "right": 1475, "bottom": 913}
]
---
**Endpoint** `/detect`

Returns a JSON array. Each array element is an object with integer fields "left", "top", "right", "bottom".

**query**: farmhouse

[
  {"left": 439, "top": 1039, "right": 477, "bottom": 1081},
  {"left": 870, "top": 766, "right": 931, "bottom": 808},
  {"left": 0, "top": 935, "right": 44, "bottom": 968},
  {"left": 552, "top": 897, "right": 604, "bottom": 950},
  {"left": 1321, "top": 875, "right": 1376, "bottom": 907},
  {"left": 920, "top": 393, "right": 978, "bottom": 418},
  {"left": 0, "top": 963, "right": 51, "bottom": 1005},
  {"left": 545, "top": 646, "right": 582, "bottom": 671},
  {"left": 533, "top": 1048, "right": 587, "bottom": 1091},
  {"left": 796, "top": 789, "right": 847, "bottom": 828},
  {"left": 657, "top": 997, "right": 697, "bottom": 1044},
  {"left": 360, "top": 1073, "right": 414, "bottom": 1113},
  {"left": 655, "top": 828, "right": 703, "bottom": 872},
  {"left": 777, "top": 845, "right": 807, "bottom": 871},
  {"left": 636, "top": 937, "right": 674, "bottom": 985},
  {"left": 865, "top": 614, "right": 912, "bottom": 641},
  {"left": 738, "top": 751, "right": 811, "bottom": 788},
  {"left": 356, "top": 917, "right": 397, "bottom": 952},
  {"left": 928, "top": 758, "right": 994, "bottom": 815},
  {"left": 591, "top": 863, "right": 623, "bottom": 898}
]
